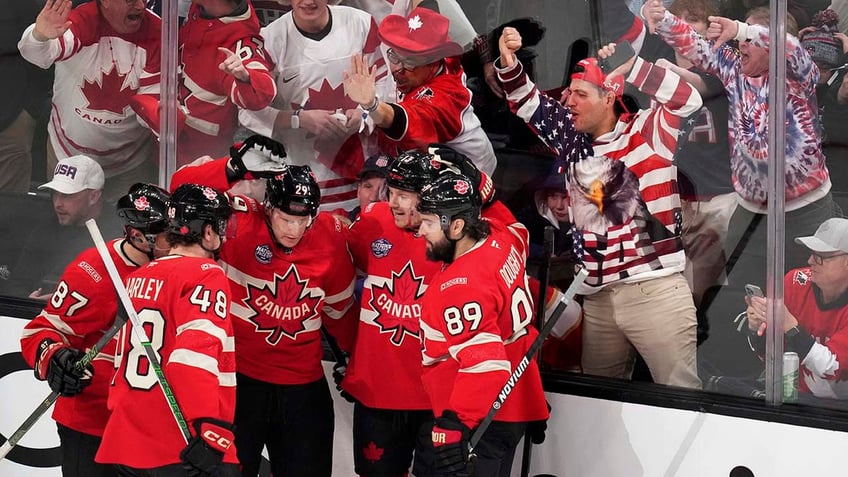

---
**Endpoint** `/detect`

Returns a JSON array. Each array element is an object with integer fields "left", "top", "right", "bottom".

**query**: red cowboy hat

[{"left": 378, "top": 7, "right": 464, "bottom": 65}]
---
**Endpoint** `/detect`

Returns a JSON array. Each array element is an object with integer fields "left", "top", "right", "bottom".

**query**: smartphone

[
  {"left": 745, "top": 284, "right": 764, "bottom": 298},
  {"left": 600, "top": 40, "right": 636, "bottom": 73}
]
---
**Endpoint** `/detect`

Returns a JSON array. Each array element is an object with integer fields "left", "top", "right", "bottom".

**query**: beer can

[{"left": 783, "top": 352, "right": 799, "bottom": 402}]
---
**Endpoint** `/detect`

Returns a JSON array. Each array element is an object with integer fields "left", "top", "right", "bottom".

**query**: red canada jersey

[
  {"left": 20, "top": 239, "right": 139, "bottom": 437},
  {"left": 96, "top": 255, "right": 237, "bottom": 468},
  {"left": 784, "top": 268, "right": 848, "bottom": 398},
  {"left": 170, "top": 157, "right": 358, "bottom": 384},
  {"left": 343, "top": 202, "right": 443, "bottom": 409},
  {"left": 220, "top": 198, "right": 358, "bottom": 384},
  {"left": 380, "top": 57, "right": 496, "bottom": 176},
  {"left": 178, "top": 2, "right": 276, "bottom": 165},
  {"left": 419, "top": 216, "right": 548, "bottom": 428}
]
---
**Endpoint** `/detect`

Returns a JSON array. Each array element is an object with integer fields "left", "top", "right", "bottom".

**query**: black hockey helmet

[
  {"left": 417, "top": 173, "right": 482, "bottom": 228},
  {"left": 264, "top": 164, "right": 321, "bottom": 217},
  {"left": 167, "top": 183, "right": 232, "bottom": 240},
  {"left": 116, "top": 183, "right": 170, "bottom": 235},
  {"left": 385, "top": 149, "right": 444, "bottom": 193}
]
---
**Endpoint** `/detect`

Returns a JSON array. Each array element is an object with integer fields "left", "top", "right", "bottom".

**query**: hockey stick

[
  {"left": 519, "top": 226, "right": 555, "bottom": 477},
  {"left": 320, "top": 327, "right": 347, "bottom": 367},
  {"left": 468, "top": 267, "right": 588, "bottom": 452},
  {"left": 0, "top": 312, "right": 129, "bottom": 461},
  {"left": 85, "top": 219, "right": 192, "bottom": 443}
]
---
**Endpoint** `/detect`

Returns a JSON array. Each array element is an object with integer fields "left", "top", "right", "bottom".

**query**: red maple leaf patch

[
  {"left": 368, "top": 262, "right": 424, "bottom": 345},
  {"left": 293, "top": 79, "right": 364, "bottom": 179},
  {"left": 363, "top": 442, "right": 384, "bottom": 462},
  {"left": 242, "top": 265, "right": 323, "bottom": 345},
  {"left": 80, "top": 65, "right": 138, "bottom": 115}
]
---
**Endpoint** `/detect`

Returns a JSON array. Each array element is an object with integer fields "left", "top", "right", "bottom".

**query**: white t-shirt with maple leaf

[{"left": 239, "top": 5, "right": 388, "bottom": 212}]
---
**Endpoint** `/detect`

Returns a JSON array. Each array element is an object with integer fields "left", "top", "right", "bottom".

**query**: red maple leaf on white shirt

[
  {"left": 80, "top": 65, "right": 138, "bottom": 115},
  {"left": 293, "top": 79, "right": 365, "bottom": 178}
]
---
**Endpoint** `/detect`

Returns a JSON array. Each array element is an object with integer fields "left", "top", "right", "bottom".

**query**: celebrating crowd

[{"left": 6, "top": 0, "right": 848, "bottom": 476}]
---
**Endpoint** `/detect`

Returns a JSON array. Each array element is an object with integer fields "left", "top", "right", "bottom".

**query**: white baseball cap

[
  {"left": 38, "top": 155, "right": 105, "bottom": 194},
  {"left": 794, "top": 218, "right": 848, "bottom": 254}
]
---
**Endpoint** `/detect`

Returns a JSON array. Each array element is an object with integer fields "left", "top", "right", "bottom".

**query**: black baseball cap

[{"left": 358, "top": 153, "right": 394, "bottom": 179}]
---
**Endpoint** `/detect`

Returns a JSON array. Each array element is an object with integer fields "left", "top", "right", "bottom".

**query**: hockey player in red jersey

[
  {"left": 414, "top": 173, "right": 549, "bottom": 477},
  {"left": 170, "top": 137, "right": 358, "bottom": 477},
  {"left": 340, "top": 145, "right": 502, "bottom": 476},
  {"left": 20, "top": 183, "right": 170, "bottom": 477},
  {"left": 96, "top": 183, "right": 239, "bottom": 476}
]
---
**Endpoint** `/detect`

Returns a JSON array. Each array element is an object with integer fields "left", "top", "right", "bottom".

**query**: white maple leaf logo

[{"left": 408, "top": 15, "right": 423, "bottom": 31}]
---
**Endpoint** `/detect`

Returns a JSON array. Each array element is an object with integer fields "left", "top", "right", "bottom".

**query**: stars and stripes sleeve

[
  {"left": 496, "top": 59, "right": 594, "bottom": 165},
  {"left": 624, "top": 56, "right": 702, "bottom": 158}
]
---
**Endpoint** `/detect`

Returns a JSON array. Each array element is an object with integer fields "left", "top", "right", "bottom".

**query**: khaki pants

[
  {"left": 582, "top": 272, "right": 702, "bottom": 389},
  {"left": 0, "top": 110, "right": 36, "bottom": 194}
]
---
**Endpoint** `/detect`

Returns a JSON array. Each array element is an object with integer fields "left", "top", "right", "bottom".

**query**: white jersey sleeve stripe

[
  {"left": 448, "top": 332, "right": 502, "bottom": 358},
  {"left": 177, "top": 319, "right": 233, "bottom": 351},
  {"left": 459, "top": 359, "right": 511, "bottom": 374},
  {"left": 169, "top": 349, "right": 221, "bottom": 377}
]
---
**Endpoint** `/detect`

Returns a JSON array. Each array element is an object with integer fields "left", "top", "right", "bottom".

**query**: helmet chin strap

[
  {"left": 127, "top": 229, "right": 156, "bottom": 261},
  {"left": 200, "top": 235, "right": 224, "bottom": 260}
]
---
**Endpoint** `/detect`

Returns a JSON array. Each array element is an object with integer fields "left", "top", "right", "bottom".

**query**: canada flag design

[
  {"left": 242, "top": 266, "right": 324, "bottom": 345},
  {"left": 367, "top": 262, "right": 425, "bottom": 345}
]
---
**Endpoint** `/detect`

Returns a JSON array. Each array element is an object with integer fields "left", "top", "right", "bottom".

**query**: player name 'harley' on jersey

[
  {"left": 343, "top": 201, "right": 443, "bottom": 409},
  {"left": 20, "top": 239, "right": 139, "bottom": 437},
  {"left": 17, "top": 1, "right": 160, "bottom": 177},
  {"left": 96, "top": 256, "right": 237, "bottom": 468},
  {"left": 420, "top": 215, "right": 548, "bottom": 428}
]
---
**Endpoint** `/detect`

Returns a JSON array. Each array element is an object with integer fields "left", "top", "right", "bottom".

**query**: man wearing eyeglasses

[
  {"left": 343, "top": 7, "right": 497, "bottom": 177},
  {"left": 746, "top": 218, "right": 848, "bottom": 399}
]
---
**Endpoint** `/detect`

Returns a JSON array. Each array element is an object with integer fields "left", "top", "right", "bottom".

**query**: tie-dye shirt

[{"left": 655, "top": 11, "right": 830, "bottom": 212}]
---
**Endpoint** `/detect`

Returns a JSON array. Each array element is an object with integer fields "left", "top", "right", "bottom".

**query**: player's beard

[{"left": 426, "top": 236, "right": 456, "bottom": 263}]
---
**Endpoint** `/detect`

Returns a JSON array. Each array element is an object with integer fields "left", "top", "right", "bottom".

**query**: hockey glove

[
  {"left": 431, "top": 411, "right": 474, "bottom": 476},
  {"left": 528, "top": 401, "right": 551, "bottom": 444},
  {"left": 35, "top": 339, "right": 93, "bottom": 397},
  {"left": 180, "top": 418, "right": 235, "bottom": 477},
  {"left": 428, "top": 143, "right": 495, "bottom": 206},
  {"left": 228, "top": 134, "right": 288, "bottom": 181},
  {"left": 332, "top": 362, "right": 355, "bottom": 403}
]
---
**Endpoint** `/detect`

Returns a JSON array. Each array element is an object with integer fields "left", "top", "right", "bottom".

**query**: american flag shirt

[{"left": 498, "top": 56, "right": 701, "bottom": 293}]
